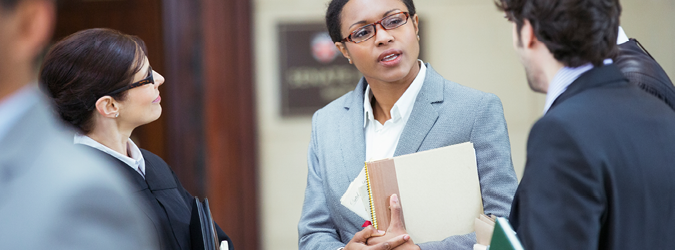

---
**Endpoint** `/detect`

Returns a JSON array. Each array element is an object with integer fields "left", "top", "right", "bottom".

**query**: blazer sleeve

[
  {"left": 171, "top": 168, "right": 235, "bottom": 250},
  {"left": 509, "top": 116, "right": 604, "bottom": 250},
  {"left": 419, "top": 93, "right": 519, "bottom": 250},
  {"left": 298, "top": 112, "right": 346, "bottom": 250},
  {"left": 470, "top": 94, "right": 518, "bottom": 218}
]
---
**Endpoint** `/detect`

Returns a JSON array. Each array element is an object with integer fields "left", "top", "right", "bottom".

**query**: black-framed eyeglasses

[
  {"left": 105, "top": 66, "right": 155, "bottom": 96},
  {"left": 341, "top": 12, "right": 410, "bottom": 44}
]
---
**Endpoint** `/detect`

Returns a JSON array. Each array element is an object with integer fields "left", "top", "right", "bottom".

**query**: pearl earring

[
  {"left": 348, "top": 58, "right": 352, "bottom": 64},
  {"left": 115, "top": 113, "right": 119, "bottom": 118},
  {"left": 417, "top": 35, "right": 420, "bottom": 41}
]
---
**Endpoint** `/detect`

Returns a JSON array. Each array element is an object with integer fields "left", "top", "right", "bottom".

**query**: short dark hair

[
  {"left": 326, "top": 0, "right": 416, "bottom": 43},
  {"left": 40, "top": 28, "right": 148, "bottom": 134},
  {"left": 0, "top": 0, "right": 56, "bottom": 10},
  {"left": 1, "top": 0, "right": 57, "bottom": 69},
  {"left": 496, "top": 0, "right": 622, "bottom": 67},
  {"left": 0, "top": 0, "right": 19, "bottom": 9}
]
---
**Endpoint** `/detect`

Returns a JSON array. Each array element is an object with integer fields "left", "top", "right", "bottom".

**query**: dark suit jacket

[
  {"left": 509, "top": 64, "right": 675, "bottom": 249},
  {"left": 616, "top": 38, "right": 675, "bottom": 110},
  {"left": 81, "top": 146, "right": 234, "bottom": 250}
]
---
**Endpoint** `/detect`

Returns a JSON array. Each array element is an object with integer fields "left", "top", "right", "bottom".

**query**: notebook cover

[
  {"left": 191, "top": 197, "right": 219, "bottom": 250},
  {"left": 365, "top": 158, "right": 402, "bottom": 230},
  {"left": 489, "top": 217, "right": 524, "bottom": 250}
]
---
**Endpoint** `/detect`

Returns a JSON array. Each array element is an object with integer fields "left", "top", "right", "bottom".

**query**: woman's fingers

[
  {"left": 370, "top": 234, "right": 410, "bottom": 250},
  {"left": 353, "top": 226, "right": 386, "bottom": 243},
  {"left": 388, "top": 194, "right": 405, "bottom": 231}
]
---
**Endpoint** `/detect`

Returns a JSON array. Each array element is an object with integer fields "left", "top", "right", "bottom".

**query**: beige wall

[{"left": 253, "top": 0, "right": 675, "bottom": 249}]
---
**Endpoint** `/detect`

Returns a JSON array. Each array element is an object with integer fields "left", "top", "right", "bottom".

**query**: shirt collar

[
  {"left": 0, "top": 84, "right": 41, "bottom": 143},
  {"left": 74, "top": 134, "right": 146, "bottom": 177},
  {"left": 363, "top": 60, "right": 427, "bottom": 127},
  {"left": 544, "top": 58, "right": 613, "bottom": 114},
  {"left": 617, "top": 26, "right": 629, "bottom": 45}
]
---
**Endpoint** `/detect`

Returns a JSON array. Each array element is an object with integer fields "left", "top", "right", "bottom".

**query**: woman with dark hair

[
  {"left": 40, "top": 28, "right": 234, "bottom": 250},
  {"left": 297, "top": 0, "right": 518, "bottom": 249}
]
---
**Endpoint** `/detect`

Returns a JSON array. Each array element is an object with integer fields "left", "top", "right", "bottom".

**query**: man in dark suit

[
  {"left": 0, "top": 0, "right": 156, "bottom": 249},
  {"left": 495, "top": 0, "right": 675, "bottom": 249}
]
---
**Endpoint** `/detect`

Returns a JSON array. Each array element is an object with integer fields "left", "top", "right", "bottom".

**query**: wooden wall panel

[
  {"left": 161, "top": 0, "right": 206, "bottom": 197},
  {"left": 201, "top": 0, "right": 259, "bottom": 249}
]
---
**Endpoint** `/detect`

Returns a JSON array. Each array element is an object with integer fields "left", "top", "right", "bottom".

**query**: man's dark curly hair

[
  {"left": 495, "top": 0, "right": 622, "bottom": 67},
  {"left": 326, "top": 0, "right": 416, "bottom": 43}
]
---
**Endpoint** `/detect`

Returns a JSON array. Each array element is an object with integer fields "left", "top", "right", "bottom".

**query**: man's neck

[
  {"left": 539, "top": 59, "right": 565, "bottom": 94},
  {"left": 0, "top": 75, "right": 32, "bottom": 102}
]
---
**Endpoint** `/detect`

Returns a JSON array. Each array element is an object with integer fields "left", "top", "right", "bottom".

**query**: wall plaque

[{"left": 278, "top": 23, "right": 362, "bottom": 116}]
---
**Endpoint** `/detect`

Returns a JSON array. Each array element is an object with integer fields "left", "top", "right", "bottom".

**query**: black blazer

[
  {"left": 509, "top": 64, "right": 675, "bottom": 249},
  {"left": 616, "top": 38, "right": 675, "bottom": 110},
  {"left": 81, "top": 146, "right": 234, "bottom": 250}
]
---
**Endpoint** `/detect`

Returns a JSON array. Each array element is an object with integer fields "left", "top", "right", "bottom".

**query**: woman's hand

[
  {"left": 345, "top": 225, "right": 411, "bottom": 250},
  {"left": 366, "top": 194, "right": 420, "bottom": 250}
]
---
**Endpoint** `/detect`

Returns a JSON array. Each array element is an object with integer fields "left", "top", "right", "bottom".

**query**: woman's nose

[
  {"left": 373, "top": 24, "right": 394, "bottom": 45},
  {"left": 153, "top": 71, "right": 165, "bottom": 87}
]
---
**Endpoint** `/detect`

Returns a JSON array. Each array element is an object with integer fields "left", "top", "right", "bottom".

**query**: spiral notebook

[{"left": 364, "top": 142, "right": 483, "bottom": 243}]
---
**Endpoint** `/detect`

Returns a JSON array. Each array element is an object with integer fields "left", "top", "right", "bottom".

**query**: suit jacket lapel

[
  {"left": 338, "top": 78, "right": 368, "bottom": 184},
  {"left": 549, "top": 64, "right": 628, "bottom": 111},
  {"left": 143, "top": 154, "right": 178, "bottom": 191},
  {"left": 106, "top": 152, "right": 150, "bottom": 191},
  {"left": 394, "top": 64, "right": 443, "bottom": 156}
]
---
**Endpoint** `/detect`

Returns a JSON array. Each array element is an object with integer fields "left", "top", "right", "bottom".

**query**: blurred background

[{"left": 50, "top": 0, "right": 674, "bottom": 249}]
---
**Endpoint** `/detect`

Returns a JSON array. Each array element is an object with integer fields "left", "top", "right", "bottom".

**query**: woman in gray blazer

[{"left": 298, "top": 0, "right": 518, "bottom": 249}]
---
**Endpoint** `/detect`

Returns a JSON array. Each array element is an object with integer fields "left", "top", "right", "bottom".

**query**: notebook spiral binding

[{"left": 364, "top": 162, "right": 378, "bottom": 229}]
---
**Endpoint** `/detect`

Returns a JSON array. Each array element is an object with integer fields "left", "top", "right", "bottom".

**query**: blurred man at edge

[{"left": 0, "top": 0, "right": 157, "bottom": 249}]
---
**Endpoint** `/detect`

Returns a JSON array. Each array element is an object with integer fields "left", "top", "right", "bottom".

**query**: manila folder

[{"left": 368, "top": 142, "right": 483, "bottom": 244}]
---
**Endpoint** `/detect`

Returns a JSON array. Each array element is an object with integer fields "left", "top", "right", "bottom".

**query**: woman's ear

[
  {"left": 335, "top": 42, "right": 352, "bottom": 64},
  {"left": 413, "top": 14, "right": 420, "bottom": 36},
  {"left": 94, "top": 96, "right": 120, "bottom": 118}
]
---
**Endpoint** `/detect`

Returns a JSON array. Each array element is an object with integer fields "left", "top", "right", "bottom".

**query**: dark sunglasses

[{"left": 105, "top": 66, "right": 155, "bottom": 97}]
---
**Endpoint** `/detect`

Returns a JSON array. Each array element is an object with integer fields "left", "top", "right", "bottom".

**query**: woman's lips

[
  {"left": 153, "top": 95, "right": 161, "bottom": 103},
  {"left": 378, "top": 49, "right": 403, "bottom": 67}
]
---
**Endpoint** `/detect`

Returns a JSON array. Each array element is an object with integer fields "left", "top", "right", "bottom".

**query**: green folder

[{"left": 488, "top": 217, "right": 524, "bottom": 250}]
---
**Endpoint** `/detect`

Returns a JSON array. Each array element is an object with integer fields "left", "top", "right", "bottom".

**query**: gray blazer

[
  {"left": 0, "top": 89, "right": 157, "bottom": 250},
  {"left": 298, "top": 64, "right": 518, "bottom": 250}
]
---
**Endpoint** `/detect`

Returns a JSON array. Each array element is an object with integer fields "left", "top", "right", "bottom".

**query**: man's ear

[
  {"left": 519, "top": 19, "right": 537, "bottom": 49},
  {"left": 14, "top": 0, "right": 55, "bottom": 66},
  {"left": 335, "top": 42, "right": 352, "bottom": 64},
  {"left": 94, "top": 96, "right": 120, "bottom": 118}
]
